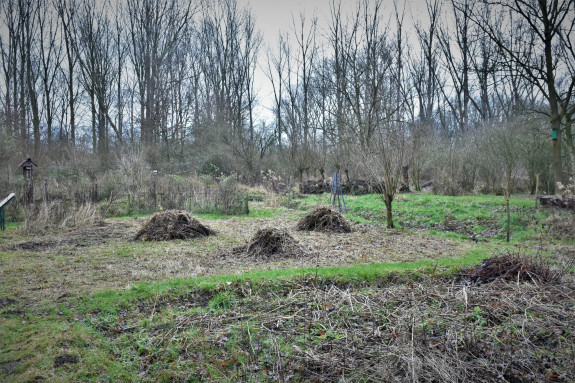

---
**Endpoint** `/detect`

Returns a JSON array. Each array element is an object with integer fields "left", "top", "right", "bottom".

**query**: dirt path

[{"left": 1, "top": 214, "right": 482, "bottom": 307}]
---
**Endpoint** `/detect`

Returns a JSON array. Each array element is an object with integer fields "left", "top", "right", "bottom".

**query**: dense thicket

[{"left": 1, "top": 0, "right": 574, "bottom": 197}]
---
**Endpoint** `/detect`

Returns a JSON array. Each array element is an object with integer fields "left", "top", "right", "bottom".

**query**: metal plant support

[
  {"left": 0, "top": 193, "right": 16, "bottom": 231},
  {"left": 329, "top": 172, "right": 348, "bottom": 213}
]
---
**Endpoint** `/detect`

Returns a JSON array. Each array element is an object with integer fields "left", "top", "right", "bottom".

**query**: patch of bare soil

[
  {"left": 0, "top": 298, "right": 17, "bottom": 308},
  {"left": 134, "top": 210, "right": 215, "bottom": 241},
  {"left": 296, "top": 206, "right": 351, "bottom": 233},
  {"left": 53, "top": 354, "right": 78, "bottom": 367}
]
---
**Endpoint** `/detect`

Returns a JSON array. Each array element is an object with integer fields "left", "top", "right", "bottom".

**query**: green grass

[
  {"left": 294, "top": 192, "right": 559, "bottom": 242},
  {"left": 110, "top": 206, "right": 286, "bottom": 220},
  {"left": 195, "top": 207, "right": 285, "bottom": 220},
  {"left": 1, "top": 191, "right": 572, "bottom": 382},
  {"left": 76, "top": 245, "right": 494, "bottom": 316},
  {"left": 1, "top": 256, "right": 482, "bottom": 382},
  {"left": 1, "top": 241, "right": 563, "bottom": 382}
]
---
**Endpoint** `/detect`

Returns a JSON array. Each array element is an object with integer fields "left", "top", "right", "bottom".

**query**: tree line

[{"left": 1, "top": 0, "right": 574, "bottom": 194}]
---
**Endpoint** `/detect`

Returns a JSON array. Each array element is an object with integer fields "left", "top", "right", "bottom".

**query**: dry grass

[
  {"left": 134, "top": 210, "right": 215, "bottom": 241},
  {"left": 543, "top": 214, "right": 575, "bottom": 240},
  {"left": 296, "top": 206, "right": 352, "bottom": 233},
  {"left": 20, "top": 202, "right": 101, "bottom": 235},
  {"left": 93, "top": 275, "right": 575, "bottom": 382},
  {"left": 0, "top": 214, "right": 480, "bottom": 307}
]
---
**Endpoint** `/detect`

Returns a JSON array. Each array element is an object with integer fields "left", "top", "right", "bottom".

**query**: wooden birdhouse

[
  {"left": 19, "top": 157, "right": 37, "bottom": 180},
  {"left": 19, "top": 157, "right": 37, "bottom": 204}
]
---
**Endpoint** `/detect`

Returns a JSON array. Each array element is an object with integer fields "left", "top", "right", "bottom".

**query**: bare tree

[
  {"left": 279, "top": 13, "right": 319, "bottom": 183},
  {"left": 55, "top": 0, "right": 80, "bottom": 146},
  {"left": 0, "top": 0, "right": 22, "bottom": 141},
  {"left": 410, "top": 0, "right": 442, "bottom": 136},
  {"left": 470, "top": 0, "right": 575, "bottom": 190},
  {"left": 437, "top": 0, "right": 473, "bottom": 134},
  {"left": 125, "top": 0, "right": 195, "bottom": 146},
  {"left": 37, "top": 0, "right": 62, "bottom": 148},
  {"left": 64, "top": 0, "right": 121, "bottom": 166},
  {"left": 265, "top": 34, "right": 287, "bottom": 150}
]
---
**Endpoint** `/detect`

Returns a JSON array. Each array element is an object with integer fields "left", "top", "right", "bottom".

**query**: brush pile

[
  {"left": 296, "top": 207, "right": 352, "bottom": 233},
  {"left": 242, "top": 228, "right": 306, "bottom": 258},
  {"left": 134, "top": 210, "right": 215, "bottom": 241},
  {"left": 469, "top": 252, "right": 562, "bottom": 284}
]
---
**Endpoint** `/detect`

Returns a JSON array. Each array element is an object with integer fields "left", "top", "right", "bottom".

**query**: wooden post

[
  {"left": 152, "top": 170, "right": 158, "bottom": 211},
  {"left": 535, "top": 173, "right": 540, "bottom": 208},
  {"left": 506, "top": 181, "right": 511, "bottom": 243}
]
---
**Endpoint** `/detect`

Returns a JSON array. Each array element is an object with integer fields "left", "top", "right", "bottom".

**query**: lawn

[{"left": 0, "top": 192, "right": 573, "bottom": 382}]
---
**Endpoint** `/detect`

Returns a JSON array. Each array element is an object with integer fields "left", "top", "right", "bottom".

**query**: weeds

[{"left": 78, "top": 275, "right": 575, "bottom": 382}]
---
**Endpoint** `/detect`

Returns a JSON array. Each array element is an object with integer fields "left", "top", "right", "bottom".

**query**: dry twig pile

[
  {"left": 296, "top": 207, "right": 351, "bottom": 233},
  {"left": 469, "top": 252, "right": 563, "bottom": 284},
  {"left": 134, "top": 210, "right": 215, "bottom": 241},
  {"left": 241, "top": 228, "right": 306, "bottom": 258}
]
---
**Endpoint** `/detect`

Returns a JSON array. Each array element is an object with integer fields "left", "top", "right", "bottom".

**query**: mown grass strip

[{"left": 78, "top": 247, "right": 493, "bottom": 315}]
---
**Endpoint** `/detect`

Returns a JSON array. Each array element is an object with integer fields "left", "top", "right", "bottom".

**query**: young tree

[{"left": 355, "top": 121, "right": 407, "bottom": 228}]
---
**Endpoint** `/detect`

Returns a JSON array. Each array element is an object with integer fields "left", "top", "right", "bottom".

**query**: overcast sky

[
  {"left": 237, "top": 0, "right": 432, "bottom": 122},
  {"left": 238, "top": 0, "right": 431, "bottom": 39}
]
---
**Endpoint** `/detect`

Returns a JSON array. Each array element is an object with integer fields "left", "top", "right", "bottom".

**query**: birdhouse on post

[{"left": 19, "top": 157, "right": 37, "bottom": 205}]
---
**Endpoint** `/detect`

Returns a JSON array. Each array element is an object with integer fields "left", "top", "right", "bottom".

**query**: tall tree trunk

[
  {"left": 26, "top": 51, "right": 40, "bottom": 155},
  {"left": 564, "top": 110, "right": 575, "bottom": 183}
]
